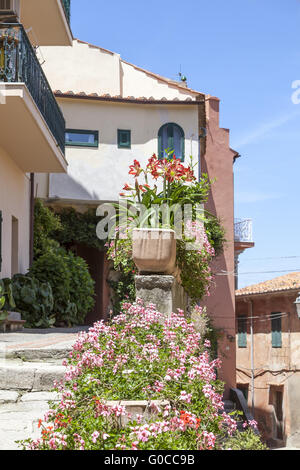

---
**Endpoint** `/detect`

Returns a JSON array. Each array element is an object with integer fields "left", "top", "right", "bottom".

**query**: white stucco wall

[
  {"left": 41, "top": 99, "right": 199, "bottom": 202},
  {"left": 121, "top": 62, "right": 196, "bottom": 100},
  {"left": 0, "top": 147, "right": 30, "bottom": 278},
  {"left": 40, "top": 40, "right": 122, "bottom": 96},
  {"left": 40, "top": 40, "right": 197, "bottom": 101}
]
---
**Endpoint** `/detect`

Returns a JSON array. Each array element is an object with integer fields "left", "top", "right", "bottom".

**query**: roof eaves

[{"left": 54, "top": 91, "right": 204, "bottom": 105}]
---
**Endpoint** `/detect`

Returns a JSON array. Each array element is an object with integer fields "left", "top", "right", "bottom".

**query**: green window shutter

[
  {"left": 271, "top": 313, "right": 282, "bottom": 348},
  {"left": 167, "top": 123, "right": 174, "bottom": 152},
  {"left": 158, "top": 123, "right": 185, "bottom": 161},
  {"left": 0, "top": 211, "right": 2, "bottom": 273},
  {"left": 238, "top": 316, "right": 247, "bottom": 348},
  {"left": 158, "top": 131, "right": 162, "bottom": 159},
  {"left": 118, "top": 130, "right": 131, "bottom": 149}
]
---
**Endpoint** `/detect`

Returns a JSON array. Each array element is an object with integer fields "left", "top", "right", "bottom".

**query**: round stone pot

[{"left": 132, "top": 228, "right": 176, "bottom": 275}]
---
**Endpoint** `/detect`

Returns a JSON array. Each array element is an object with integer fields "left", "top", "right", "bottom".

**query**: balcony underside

[
  {"left": 0, "top": 84, "right": 68, "bottom": 173},
  {"left": 21, "top": 0, "right": 72, "bottom": 46},
  {"left": 234, "top": 241, "right": 255, "bottom": 254}
]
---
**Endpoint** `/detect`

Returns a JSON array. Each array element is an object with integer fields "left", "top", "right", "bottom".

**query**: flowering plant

[
  {"left": 19, "top": 300, "right": 261, "bottom": 451},
  {"left": 106, "top": 154, "right": 225, "bottom": 304}
]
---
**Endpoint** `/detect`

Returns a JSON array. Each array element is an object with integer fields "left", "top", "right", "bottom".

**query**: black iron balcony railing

[
  {"left": 0, "top": 23, "right": 65, "bottom": 154},
  {"left": 61, "top": 0, "right": 71, "bottom": 24}
]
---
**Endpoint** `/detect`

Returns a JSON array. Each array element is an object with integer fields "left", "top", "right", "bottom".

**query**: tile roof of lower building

[
  {"left": 54, "top": 90, "right": 203, "bottom": 104},
  {"left": 235, "top": 272, "right": 300, "bottom": 297}
]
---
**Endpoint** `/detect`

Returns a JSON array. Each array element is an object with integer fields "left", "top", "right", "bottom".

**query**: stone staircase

[{"left": 0, "top": 339, "right": 73, "bottom": 450}]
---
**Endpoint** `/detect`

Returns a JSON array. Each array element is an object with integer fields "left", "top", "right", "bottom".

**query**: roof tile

[{"left": 236, "top": 272, "right": 300, "bottom": 296}]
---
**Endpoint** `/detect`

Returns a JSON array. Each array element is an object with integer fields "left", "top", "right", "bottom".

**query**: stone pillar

[{"left": 135, "top": 275, "right": 187, "bottom": 317}]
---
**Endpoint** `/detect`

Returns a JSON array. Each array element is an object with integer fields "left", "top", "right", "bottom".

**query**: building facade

[
  {"left": 0, "top": 0, "right": 71, "bottom": 279},
  {"left": 33, "top": 37, "right": 242, "bottom": 395},
  {"left": 236, "top": 273, "right": 300, "bottom": 448}
]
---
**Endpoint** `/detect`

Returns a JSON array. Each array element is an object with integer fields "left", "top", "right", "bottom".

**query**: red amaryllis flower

[
  {"left": 183, "top": 167, "right": 196, "bottom": 182},
  {"left": 147, "top": 154, "right": 162, "bottom": 180},
  {"left": 129, "top": 160, "right": 142, "bottom": 177},
  {"left": 165, "top": 158, "right": 185, "bottom": 182},
  {"left": 123, "top": 183, "right": 134, "bottom": 191}
]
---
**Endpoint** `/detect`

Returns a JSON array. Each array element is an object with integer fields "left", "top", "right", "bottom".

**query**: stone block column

[{"left": 135, "top": 275, "right": 187, "bottom": 318}]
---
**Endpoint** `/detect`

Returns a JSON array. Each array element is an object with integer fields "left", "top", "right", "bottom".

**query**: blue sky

[{"left": 71, "top": 0, "right": 300, "bottom": 288}]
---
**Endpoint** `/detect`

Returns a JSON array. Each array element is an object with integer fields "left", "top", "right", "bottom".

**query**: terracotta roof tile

[
  {"left": 53, "top": 90, "right": 203, "bottom": 105},
  {"left": 236, "top": 272, "right": 300, "bottom": 297}
]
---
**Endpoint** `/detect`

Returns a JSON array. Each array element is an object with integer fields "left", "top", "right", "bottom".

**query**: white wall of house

[
  {"left": 0, "top": 147, "right": 30, "bottom": 278},
  {"left": 40, "top": 40, "right": 197, "bottom": 101},
  {"left": 36, "top": 99, "right": 200, "bottom": 202}
]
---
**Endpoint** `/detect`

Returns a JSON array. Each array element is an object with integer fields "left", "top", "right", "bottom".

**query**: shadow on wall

[{"left": 49, "top": 173, "right": 104, "bottom": 201}]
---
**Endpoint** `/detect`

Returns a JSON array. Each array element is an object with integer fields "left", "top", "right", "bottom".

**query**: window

[
  {"left": 271, "top": 312, "right": 282, "bottom": 348},
  {"left": 118, "top": 129, "right": 131, "bottom": 149},
  {"left": 270, "top": 386, "right": 284, "bottom": 440},
  {"left": 237, "top": 316, "right": 247, "bottom": 348},
  {"left": 158, "top": 123, "right": 185, "bottom": 161},
  {"left": 65, "top": 129, "right": 99, "bottom": 147}
]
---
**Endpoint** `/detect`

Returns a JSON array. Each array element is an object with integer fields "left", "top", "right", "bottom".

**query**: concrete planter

[
  {"left": 132, "top": 228, "right": 176, "bottom": 275},
  {"left": 104, "top": 400, "right": 169, "bottom": 426}
]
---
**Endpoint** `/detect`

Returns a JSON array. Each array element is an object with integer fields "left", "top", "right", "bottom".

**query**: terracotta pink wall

[
  {"left": 201, "top": 97, "right": 236, "bottom": 397},
  {"left": 236, "top": 293, "right": 300, "bottom": 447}
]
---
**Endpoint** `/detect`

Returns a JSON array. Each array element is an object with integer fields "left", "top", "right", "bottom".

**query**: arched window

[{"left": 158, "top": 123, "right": 185, "bottom": 161}]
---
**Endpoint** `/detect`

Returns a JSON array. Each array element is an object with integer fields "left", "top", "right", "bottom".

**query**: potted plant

[
  {"left": 132, "top": 227, "right": 176, "bottom": 274},
  {"left": 106, "top": 153, "right": 225, "bottom": 305}
]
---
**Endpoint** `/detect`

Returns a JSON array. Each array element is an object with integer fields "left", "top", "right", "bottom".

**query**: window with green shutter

[
  {"left": 158, "top": 123, "right": 185, "bottom": 161},
  {"left": 118, "top": 129, "right": 131, "bottom": 149},
  {"left": 65, "top": 129, "right": 99, "bottom": 147},
  {"left": 238, "top": 316, "right": 247, "bottom": 348},
  {"left": 271, "top": 312, "right": 282, "bottom": 348}
]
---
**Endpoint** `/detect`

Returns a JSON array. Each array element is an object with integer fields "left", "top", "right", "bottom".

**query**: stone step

[
  {"left": 3, "top": 348, "right": 72, "bottom": 362},
  {"left": 0, "top": 361, "right": 65, "bottom": 392},
  {"left": 0, "top": 390, "right": 61, "bottom": 450}
]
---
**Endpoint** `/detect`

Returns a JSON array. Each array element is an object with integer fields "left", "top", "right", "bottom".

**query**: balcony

[
  {"left": 21, "top": 0, "right": 73, "bottom": 46},
  {"left": 61, "top": 0, "right": 71, "bottom": 24},
  {"left": 0, "top": 24, "right": 67, "bottom": 173},
  {"left": 234, "top": 218, "right": 254, "bottom": 253}
]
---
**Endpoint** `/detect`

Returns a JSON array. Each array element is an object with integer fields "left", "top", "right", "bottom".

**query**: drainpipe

[
  {"left": 29, "top": 173, "right": 34, "bottom": 267},
  {"left": 250, "top": 299, "right": 255, "bottom": 417},
  {"left": 198, "top": 127, "right": 207, "bottom": 182},
  {"left": 244, "top": 298, "right": 255, "bottom": 417}
]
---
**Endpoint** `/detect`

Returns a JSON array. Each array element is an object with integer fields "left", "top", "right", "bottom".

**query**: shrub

[
  {"left": 29, "top": 249, "right": 74, "bottom": 325},
  {"left": 33, "top": 199, "right": 62, "bottom": 259},
  {"left": 19, "top": 301, "right": 265, "bottom": 451},
  {"left": 29, "top": 248, "right": 95, "bottom": 326},
  {"left": 64, "top": 251, "right": 95, "bottom": 325},
  {"left": 107, "top": 270, "right": 136, "bottom": 317},
  {"left": 0, "top": 278, "right": 16, "bottom": 324},
  {"left": 224, "top": 428, "right": 268, "bottom": 450},
  {"left": 51, "top": 207, "right": 104, "bottom": 251},
  {"left": 11, "top": 274, "right": 55, "bottom": 328}
]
